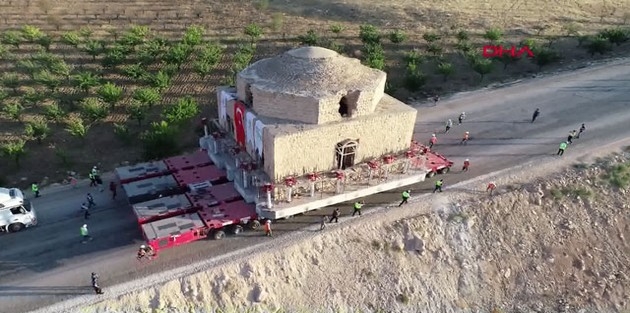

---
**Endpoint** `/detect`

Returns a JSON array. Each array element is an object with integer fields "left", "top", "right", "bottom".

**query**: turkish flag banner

[{"left": 234, "top": 101, "right": 246, "bottom": 147}]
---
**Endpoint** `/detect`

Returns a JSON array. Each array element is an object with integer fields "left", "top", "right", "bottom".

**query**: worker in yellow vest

[
  {"left": 399, "top": 190, "right": 410, "bottom": 207},
  {"left": 352, "top": 201, "right": 364, "bottom": 216},
  {"left": 31, "top": 182, "right": 40, "bottom": 198},
  {"left": 433, "top": 179, "right": 444, "bottom": 193}
]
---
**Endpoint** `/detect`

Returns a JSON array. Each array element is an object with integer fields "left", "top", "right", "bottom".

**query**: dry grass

[{"left": 1, "top": 0, "right": 629, "bottom": 187}]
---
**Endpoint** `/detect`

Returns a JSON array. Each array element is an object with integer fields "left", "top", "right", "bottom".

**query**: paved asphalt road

[{"left": 1, "top": 58, "right": 629, "bottom": 313}]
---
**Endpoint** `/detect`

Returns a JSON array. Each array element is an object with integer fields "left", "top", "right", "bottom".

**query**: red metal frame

[
  {"left": 198, "top": 201, "right": 257, "bottom": 230},
  {"left": 142, "top": 212, "right": 207, "bottom": 252},
  {"left": 172, "top": 165, "right": 227, "bottom": 186},
  {"left": 164, "top": 151, "right": 213, "bottom": 171},
  {"left": 115, "top": 161, "right": 171, "bottom": 184},
  {"left": 132, "top": 194, "right": 194, "bottom": 224}
]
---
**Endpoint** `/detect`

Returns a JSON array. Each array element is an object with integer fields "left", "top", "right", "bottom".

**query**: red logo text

[{"left": 482, "top": 45, "right": 534, "bottom": 58}]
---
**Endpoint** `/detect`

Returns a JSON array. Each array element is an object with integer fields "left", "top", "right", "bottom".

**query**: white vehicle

[{"left": 0, "top": 187, "right": 37, "bottom": 233}]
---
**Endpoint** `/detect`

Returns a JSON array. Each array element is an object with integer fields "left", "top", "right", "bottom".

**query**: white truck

[{"left": 0, "top": 187, "right": 37, "bottom": 233}]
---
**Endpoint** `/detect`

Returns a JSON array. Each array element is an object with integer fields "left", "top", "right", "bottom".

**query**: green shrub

[
  {"left": 141, "top": 120, "right": 181, "bottom": 160},
  {"left": 43, "top": 102, "right": 66, "bottom": 122},
  {"left": 483, "top": 27, "right": 503, "bottom": 42},
  {"left": 162, "top": 96, "right": 200, "bottom": 127},
  {"left": 1, "top": 101, "right": 24, "bottom": 121},
  {"left": 298, "top": 30, "right": 319, "bottom": 46},
  {"left": 79, "top": 97, "right": 109, "bottom": 123},
  {"left": 436, "top": 62, "right": 454, "bottom": 81},
  {"left": 422, "top": 33, "right": 441, "bottom": 43},
  {"left": 403, "top": 50, "right": 423, "bottom": 64},
  {"left": 359, "top": 24, "right": 380, "bottom": 45},
  {"left": 329, "top": 24, "right": 345, "bottom": 35},
  {"left": 113, "top": 123, "right": 133, "bottom": 145},
  {"left": 599, "top": 28, "right": 629, "bottom": 46},
  {"left": 584, "top": 36, "right": 613, "bottom": 56},
  {"left": 531, "top": 47, "right": 561, "bottom": 70},
  {"left": 362, "top": 43, "right": 385, "bottom": 70},
  {"left": 403, "top": 61, "right": 426, "bottom": 92},
  {"left": 456, "top": 30, "right": 469, "bottom": 41},
  {"left": 182, "top": 25, "right": 205, "bottom": 46},
  {"left": 455, "top": 41, "right": 473, "bottom": 53},
  {"left": 65, "top": 116, "right": 90, "bottom": 138},
  {"left": 24, "top": 119, "right": 51, "bottom": 144},
  {"left": 388, "top": 30, "right": 407, "bottom": 43},
  {"left": 426, "top": 43, "right": 443, "bottom": 56},
  {"left": 605, "top": 163, "right": 630, "bottom": 188},
  {"left": 1, "top": 140, "right": 27, "bottom": 167},
  {"left": 244, "top": 23, "right": 263, "bottom": 43}
]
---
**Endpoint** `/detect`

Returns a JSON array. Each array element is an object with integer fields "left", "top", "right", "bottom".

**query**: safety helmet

[
  {"left": 465, "top": 131, "right": 469, "bottom": 134},
  {"left": 140, "top": 245, "right": 146, "bottom": 249},
  {"left": 431, "top": 134, "right": 436, "bottom": 137},
  {"left": 92, "top": 272, "right": 96, "bottom": 276},
  {"left": 465, "top": 159, "right": 469, "bottom": 161},
  {"left": 462, "top": 112, "right": 465, "bottom": 114},
  {"left": 82, "top": 224, "right": 87, "bottom": 227}
]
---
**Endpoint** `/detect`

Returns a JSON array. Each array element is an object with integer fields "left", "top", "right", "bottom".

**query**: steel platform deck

[
  {"left": 198, "top": 201, "right": 257, "bottom": 229},
  {"left": 164, "top": 150, "right": 213, "bottom": 171},
  {"left": 141, "top": 212, "right": 206, "bottom": 250},
  {"left": 188, "top": 183, "right": 243, "bottom": 207},
  {"left": 172, "top": 165, "right": 228, "bottom": 186},
  {"left": 122, "top": 175, "right": 183, "bottom": 205},
  {"left": 132, "top": 194, "right": 194, "bottom": 224},
  {"left": 115, "top": 161, "right": 170, "bottom": 184},
  {"left": 257, "top": 170, "right": 428, "bottom": 220}
]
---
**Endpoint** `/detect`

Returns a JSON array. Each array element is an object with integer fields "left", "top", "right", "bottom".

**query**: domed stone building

[{"left": 215, "top": 46, "right": 417, "bottom": 182}]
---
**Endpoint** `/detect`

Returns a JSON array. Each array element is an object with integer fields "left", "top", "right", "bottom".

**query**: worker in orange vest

[
  {"left": 486, "top": 182, "right": 497, "bottom": 195},
  {"left": 264, "top": 220, "right": 272, "bottom": 237},
  {"left": 429, "top": 134, "right": 437, "bottom": 149},
  {"left": 460, "top": 131, "right": 470, "bottom": 145},
  {"left": 462, "top": 159, "right": 470, "bottom": 172}
]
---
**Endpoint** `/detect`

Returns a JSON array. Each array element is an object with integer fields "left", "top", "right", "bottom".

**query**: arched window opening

[
  {"left": 335, "top": 139, "right": 358, "bottom": 170},
  {"left": 338, "top": 96, "right": 349, "bottom": 117}
]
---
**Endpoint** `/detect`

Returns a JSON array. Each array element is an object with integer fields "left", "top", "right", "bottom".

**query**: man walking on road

[
  {"left": 31, "top": 182, "right": 40, "bottom": 198},
  {"left": 567, "top": 130, "right": 577, "bottom": 144},
  {"left": 557, "top": 141, "right": 568, "bottom": 156},
  {"left": 81, "top": 203, "right": 91, "bottom": 220},
  {"left": 531, "top": 108, "right": 540, "bottom": 123},
  {"left": 429, "top": 134, "right": 437, "bottom": 149},
  {"left": 445, "top": 119, "right": 453, "bottom": 133},
  {"left": 86, "top": 193, "right": 96, "bottom": 208},
  {"left": 462, "top": 159, "right": 470, "bottom": 172},
  {"left": 264, "top": 220, "right": 272, "bottom": 237},
  {"left": 399, "top": 190, "right": 411, "bottom": 207},
  {"left": 80, "top": 224, "right": 92, "bottom": 243},
  {"left": 329, "top": 208, "right": 340, "bottom": 223},
  {"left": 91, "top": 272, "right": 104, "bottom": 294},
  {"left": 109, "top": 181, "right": 117, "bottom": 200},
  {"left": 576, "top": 123, "right": 586, "bottom": 138},
  {"left": 89, "top": 172, "right": 97, "bottom": 187},
  {"left": 433, "top": 179, "right": 444, "bottom": 193},
  {"left": 486, "top": 182, "right": 497, "bottom": 195},
  {"left": 458, "top": 112, "right": 466, "bottom": 125},
  {"left": 352, "top": 201, "right": 364, "bottom": 216},
  {"left": 320, "top": 215, "right": 326, "bottom": 230},
  {"left": 461, "top": 131, "right": 470, "bottom": 145}
]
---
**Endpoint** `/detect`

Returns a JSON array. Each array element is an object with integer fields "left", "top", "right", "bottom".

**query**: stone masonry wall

[
  {"left": 252, "top": 87, "right": 320, "bottom": 124},
  {"left": 268, "top": 109, "right": 417, "bottom": 181}
]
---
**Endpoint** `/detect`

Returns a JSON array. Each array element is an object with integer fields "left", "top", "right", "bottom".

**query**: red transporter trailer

[
  {"left": 411, "top": 140, "right": 454, "bottom": 177},
  {"left": 131, "top": 194, "right": 195, "bottom": 224},
  {"left": 163, "top": 150, "right": 213, "bottom": 171},
  {"left": 198, "top": 201, "right": 258, "bottom": 240},
  {"left": 115, "top": 161, "right": 171, "bottom": 184},
  {"left": 141, "top": 212, "right": 208, "bottom": 251}
]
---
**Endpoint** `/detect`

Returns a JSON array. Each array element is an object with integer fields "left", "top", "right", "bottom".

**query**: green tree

[
  {"left": 113, "top": 123, "right": 133, "bottom": 145},
  {"left": 456, "top": 30, "right": 469, "bottom": 41},
  {"left": 83, "top": 40, "right": 104, "bottom": 60},
  {"left": 198, "top": 42, "right": 224, "bottom": 65},
  {"left": 21, "top": 87, "right": 46, "bottom": 106},
  {"left": 498, "top": 54, "right": 521, "bottom": 70},
  {"left": 403, "top": 61, "right": 426, "bottom": 92},
  {"left": 119, "top": 25, "right": 150, "bottom": 48},
  {"left": 329, "top": 24, "right": 345, "bottom": 36},
  {"left": 17, "top": 59, "right": 39, "bottom": 78},
  {"left": 193, "top": 60, "right": 213, "bottom": 79},
  {"left": 48, "top": 59, "right": 72, "bottom": 79},
  {"left": 359, "top": 24, "right": 380, "bottom": 45},
  {"left": 584, "top": 36, "right": 612, "bottom": 56},
  {"left": 61, "top": 31, "right": 82, "bottom": 48},
  {"left": 65, "top": 116, "right": 90, "bottom": 139},
  {"left": 137, "top": 37, "right": 168, "bottom": 65},
  {"left": 2, "top": 31, "right": 22, "bottom": 48},
  {"left": 79, "top": 27, "right": 93, "bottom": 40},
  {"left": 1, "top": 72, "right": 20, "bottom": 93},
  {"left": 1, "top": 101, "right": 24, "bottom": 121},
  {"left": 72, "top": 71, "right": 101, "bottom": 94},
  {"left": 435, "top": 62, "right": 454, "bottom": 81},
  {"left": 79, "top": 97, "right": 109, "bottom": 123},
  {"left": 388, "top": 30, "right": 407, "bottom": 44},
  {"left": 21, "top": 25, "right": 44, "bottom": 42},
  {"left": 122, "top": 63, "right": 147, "bottom": 80},
  {"left": 0, "top": 89, "right": 7, "bottom": 101},
  {"left": 426, "top": 43, "right": 443, "bottom": 56},
  {"left": 133, "top": 87, "right": 161, "bottom": 107},
  {"left": 532, "top": 48, "right": 560, "bottom": 70},
  {"left": 101, "top": 45, "right": 127, "bottom": 69},
  {"left": 162, "top": 96, "right": 200, "bottom": 126},
  {"left": 127, "top": 101, "right": 148, "bottom": 126},
  {"left": 43, "top": 102, "right": 66, "bottom": 122},
  {"left": 97, "top": 82, "right": 123, "bottom": 108},
  {"left": 1, "top": 140, "right": 27, "bottom": 168},
  {"left": 244, "top": 23, "right": 263, "bottom": 43},
  {"left": 182, "top": 25, "right": 205, "bottom": 46},
  {"left": 422, "top": 33, "right": 441, "bottom": 43},
  {"left": 163, "top": 43, "right": 193, "bottom": 69},
  {"left": 483, "top": 27, "right": 503, "bottom": 42},
  {"left": 34, "top": 70, "right": 61, "bottom": 91},
  {"left": 24, "top": 119, "right": 51, "bottom": 144},
  {"left": 599, "top": 28, "right": 629, "bottom": 46},
  {"left": 37, "top": 35, "right": 53, "bottom": 52},
  {"left": 141, "top": 120, "right": 180, "bottom": 160},
  {"left": 149, "top": 70, "right": 171, "bottom": 91},
  {"left": 298, "top": 30, "right": 319, "bottom": 46},
  {"left": 456, "top": 41, "right": 473, "bottom": 53},
  {"left": 362, "top": 43, "right": 385, "bottom": 70},
  {"left": 470, "top": 57, "right": 494, "bottom": 82}
]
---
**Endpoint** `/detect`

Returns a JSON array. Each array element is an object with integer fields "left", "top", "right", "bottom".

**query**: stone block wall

[
  {"left": 252, "top": 88, "right": 320, "bottom": 124},
  {"left": 267, "top": 109, "right": 417, "bottom": 181}
]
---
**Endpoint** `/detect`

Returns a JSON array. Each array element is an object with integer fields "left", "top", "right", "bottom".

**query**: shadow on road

[{"left": 0, "top": 286, "right": 91, "bottom": 297}]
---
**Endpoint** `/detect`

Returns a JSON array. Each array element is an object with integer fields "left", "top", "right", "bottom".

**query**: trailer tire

[
  {"left": 213, "top": 230, "right": 226, "bottom": 240},
  {"left": 248, "top": 220, "right": 261, "bottom": 230},
  {"left": 232, "top": 225, "right": 243, "bottom": 235},
  {"left": 439, "top": 167, "right": 450, "bottom": 174},
  {"left": 426, "top": 171, "right": 436, "bottom": 178},
  {"left": 8, "top": 223, "right": 24, "bottom": 233}
]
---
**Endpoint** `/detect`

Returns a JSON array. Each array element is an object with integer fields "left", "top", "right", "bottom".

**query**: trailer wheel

[
  {"left": 248, "top": 220, "right": 261, "bottom": 230},
  {"left": 213, "top": 230, "right": 226, "bottom": 240},
  {"left": 232, "top": 225, "right": 243, "bottom": 235},
  {"left": 8, "top": 223, "right": 24, "bottom": 233},
  {"left": 439, "top": 167, "right": 450, "bottom": 174},
  {"left": 426, "top": 171, "right": 436, "bottom": 178}
]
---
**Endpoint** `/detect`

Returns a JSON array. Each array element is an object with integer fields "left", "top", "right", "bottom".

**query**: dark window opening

[
  {"left": 338, "top": 96, "right": 349, "bottom": 117},
  {"left": 336, "top": 139, "right": 358, "bottom": 170},
  {"left": 245, "top": 85, "right": 253, "bottom": 106}
]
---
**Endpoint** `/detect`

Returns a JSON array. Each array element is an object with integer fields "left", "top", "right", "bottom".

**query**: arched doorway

[
  {"left": 338, "top": 96, "right": 349, "bottom": 117},
  {"left": 335, "top": 139, "right": 358, "bottom": 170}
]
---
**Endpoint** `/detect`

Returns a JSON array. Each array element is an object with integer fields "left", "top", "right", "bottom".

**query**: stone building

[{"left": 216, "top": 46, "right": 417, "bottom": 182}]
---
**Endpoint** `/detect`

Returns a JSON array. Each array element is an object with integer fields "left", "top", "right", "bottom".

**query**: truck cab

[{"left": 0, "top": 187, "right": 38, "bottom": 233}]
